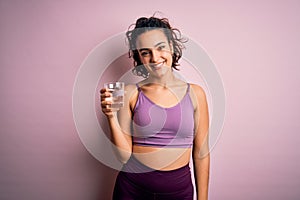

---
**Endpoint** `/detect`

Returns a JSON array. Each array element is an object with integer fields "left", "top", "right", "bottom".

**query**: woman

[{"left": 101, "top": 16, "right": 210, "bottom": 200}]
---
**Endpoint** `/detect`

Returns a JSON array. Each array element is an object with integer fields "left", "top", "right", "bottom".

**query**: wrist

[{"left": 106, "top": 112, "right": 118, "bottom": 121}]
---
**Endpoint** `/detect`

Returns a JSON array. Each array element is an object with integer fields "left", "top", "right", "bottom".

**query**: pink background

[{"left": 1, "top": 0, "right": 300, "bottom": 199}]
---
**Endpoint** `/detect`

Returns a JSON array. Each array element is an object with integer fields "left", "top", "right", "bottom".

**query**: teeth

[{"left": 152, "top": 62, "right": 164, "bottom": 68}]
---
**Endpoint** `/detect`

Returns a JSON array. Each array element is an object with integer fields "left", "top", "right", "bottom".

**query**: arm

[
  {"left": 101, "top": 85, "right": 137, "bottom": 163},
  {"left": 191, "top": 84, "right": 210, "bottom": 200}
]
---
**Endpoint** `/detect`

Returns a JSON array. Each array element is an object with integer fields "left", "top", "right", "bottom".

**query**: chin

[{"left": 153, "top": 69, "right": 169, "bottom": 77}]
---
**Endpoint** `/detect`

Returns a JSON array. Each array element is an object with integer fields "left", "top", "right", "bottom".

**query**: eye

[
  {"left": 140, "top": 51, "right": 150, "bottom": 57},
  {"left": 157, "top": 45, "right": 166, "bottom": 51}
]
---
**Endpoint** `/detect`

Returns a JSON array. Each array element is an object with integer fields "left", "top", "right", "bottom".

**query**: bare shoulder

[
  {"left": 190, "top": 84, "right": 206, "bottom": 98},
  {"left": 189, "top": 84, "right": 207, "bottom": 109},
  {"left": 125, "top": 84, "right": 137, "bottom": 92}
]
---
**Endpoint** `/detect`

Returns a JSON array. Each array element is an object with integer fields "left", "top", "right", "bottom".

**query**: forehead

[{"left": 135, "top": 29, "right": 169, "bottom": 49}]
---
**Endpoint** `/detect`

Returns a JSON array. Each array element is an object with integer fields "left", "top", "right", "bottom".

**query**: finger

[
  {"left": 102, "top": 107, "right": 111, "bottom": 112},
  {"left": 101, "top": 105, "right": 111, "bottom": 110},
  {"left": 100, "top": 88, "right": 107, "bottom": 93},
  {"left": 101, "top": 92, "right": 112, "bottom": 98},
  {"left": 101, "top": 100, "right": 112, "bottom": 107}
]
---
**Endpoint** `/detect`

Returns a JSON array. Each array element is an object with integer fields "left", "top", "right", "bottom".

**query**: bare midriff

[{"left": 132, "top": 145, "right": 192, "bottom": 171}]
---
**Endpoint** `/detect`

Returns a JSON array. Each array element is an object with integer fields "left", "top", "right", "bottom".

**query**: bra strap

[
  {"left": 187, "top": 83, "right": 190, "bottom": 93},
  {"left": 136, "top": 83, "right": 141, "bottom": 91}
]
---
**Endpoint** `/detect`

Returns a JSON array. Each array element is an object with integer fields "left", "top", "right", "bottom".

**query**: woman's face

[{"left": 135, "top": 29, "right": 173, "bottom": 78}]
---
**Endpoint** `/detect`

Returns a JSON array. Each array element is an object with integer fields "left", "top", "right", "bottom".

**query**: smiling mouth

[{"left": 150, "top": 62, "right": 165, "bottom": 70}]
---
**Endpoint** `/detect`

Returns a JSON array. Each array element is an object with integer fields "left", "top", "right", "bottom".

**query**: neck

[{"left": 146, "top": 71, "right": 177, "bottom": 87}]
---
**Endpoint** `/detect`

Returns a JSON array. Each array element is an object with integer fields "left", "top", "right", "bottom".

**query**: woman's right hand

[{"left": 100, "top": 88, "right": 114, "bottom": 118}]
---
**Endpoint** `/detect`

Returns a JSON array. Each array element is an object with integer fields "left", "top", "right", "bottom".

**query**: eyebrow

[{"left": 138, "top": 42, "right": 166, "bottom": 51}]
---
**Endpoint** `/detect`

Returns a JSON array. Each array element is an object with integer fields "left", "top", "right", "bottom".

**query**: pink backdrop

[{"left": 1, "top": 0, "right": 300, "bottom": 199}]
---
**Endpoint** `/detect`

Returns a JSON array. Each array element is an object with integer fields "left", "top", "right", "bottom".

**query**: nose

[{"left": 150, "top": 49, "right": 160, "bottom": 63}]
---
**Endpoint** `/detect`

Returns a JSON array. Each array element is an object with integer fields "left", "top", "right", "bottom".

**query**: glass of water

[{"left": 104, "top": 82, "right": 124, "bottom": 111}]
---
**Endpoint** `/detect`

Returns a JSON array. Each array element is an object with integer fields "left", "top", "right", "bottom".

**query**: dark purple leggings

[{"left": 113, "top": 156, "right": 194, "bottom": 200}]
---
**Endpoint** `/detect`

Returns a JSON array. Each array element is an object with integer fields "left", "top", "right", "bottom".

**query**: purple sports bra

[{"left": 132, "top": 83, "right": 195, "bottom": 148}]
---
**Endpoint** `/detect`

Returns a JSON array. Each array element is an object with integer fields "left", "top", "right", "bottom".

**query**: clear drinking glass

[{"left": 104, "top": 82, "right": 124, "bottom": 111}]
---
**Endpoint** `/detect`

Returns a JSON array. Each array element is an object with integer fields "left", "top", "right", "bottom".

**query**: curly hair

[{"left": 126, "top": 16, "right": 187, "bottom": 78}]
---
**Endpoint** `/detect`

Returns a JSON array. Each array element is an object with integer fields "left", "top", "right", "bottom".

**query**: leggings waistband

[{"left": 122, "top": 155, "right": 190, "bottom": 173}]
